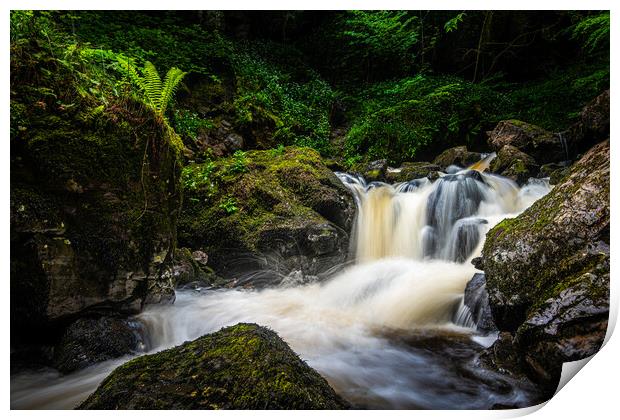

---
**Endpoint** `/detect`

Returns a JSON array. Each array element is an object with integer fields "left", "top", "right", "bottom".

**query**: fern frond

[
  {"left": 142, "top": 61, "right": 163, "bottom": 110},
  {"left": 115, "top": 55, "right": 146, "bottom": 94},
  {"left": 159, "top": 67, "right": 187, "bottom": 114}
]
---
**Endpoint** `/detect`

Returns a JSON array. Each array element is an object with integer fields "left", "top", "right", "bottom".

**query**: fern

[
  {"left": 111, "top": 56, "right": 187, "bottom": 119},
  {"left": 572, "top": 12, "right": 610, "bottom": 54}
]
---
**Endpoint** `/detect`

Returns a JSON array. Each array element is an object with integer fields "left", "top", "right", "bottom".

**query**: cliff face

[{"left": 10, "top": 38, "right": 183, "bottom": 342}]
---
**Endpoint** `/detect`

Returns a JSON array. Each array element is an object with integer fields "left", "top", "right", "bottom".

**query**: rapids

[{"left": 11, "top": 162, "right": 552, "bottom": 409}]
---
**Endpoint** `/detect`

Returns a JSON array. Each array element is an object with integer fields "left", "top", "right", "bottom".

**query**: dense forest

[{"left": 10, "top": 10, "right": 610, "bottom": 410}]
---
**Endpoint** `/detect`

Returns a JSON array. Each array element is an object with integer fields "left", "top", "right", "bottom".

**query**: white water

[{"left": 11, "top": 162, "right": 552, "bottom": 409}]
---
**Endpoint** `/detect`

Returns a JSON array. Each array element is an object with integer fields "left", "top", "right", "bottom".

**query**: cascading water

[{"left": 11, "top": 157, "right": 552, "bottom": 410}]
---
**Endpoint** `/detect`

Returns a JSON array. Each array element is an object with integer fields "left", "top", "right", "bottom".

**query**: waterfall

[
  {"left": 335, "top": 160, "right": 530, "bottom": 265},
  {"left": 11, "top": 156, "right": 552, "bottom": 410}
]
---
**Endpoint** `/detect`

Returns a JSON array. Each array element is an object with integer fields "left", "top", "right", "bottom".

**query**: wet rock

[
  {"left": 385, "top": 162, "right": 441, "bottom": 183},
  {"left": 487, "top": 120, "right": 564, "bottom": 164},
  {"left": 432, "top": 146, "right": 481, "bottom": 170},
  {"left": 481, "top": 140, "right": 609, "bottom": 386},
  {"left": 79, "top": 323, "right": 349, "bottom": 409},
  {"left": 179, "top": 147, "right": 355, "bottom": 283},
  {"left": 172, "top": 247, "right": 227, "bottom": 289},
  {"left": 352, "top": 159, "right": 388, "bottom": 181},
  {"left": 490, "top": 145, "right": 539, "bottom": 185},
  {"left": 463, "top": 273, "right": 497, "bottom": 332},
  {"left": 53, "top": 317, "right": 147, "bottom": 374}
]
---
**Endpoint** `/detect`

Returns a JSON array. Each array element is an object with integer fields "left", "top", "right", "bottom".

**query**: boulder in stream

[
  {"left": 432, "top": 146, "right": 481, "bottom": 170},
  {"left": 481, "top": 139, "right": 609, "bottom": 387},
  {"left": 79, "top": 323, "right": 349, "bottom": 409},
  {"left": 179, "top": 147, "right": 355, "bottom": 284},
  {"left": 486, "top": 120, "right": 564, "bottom": 164}
]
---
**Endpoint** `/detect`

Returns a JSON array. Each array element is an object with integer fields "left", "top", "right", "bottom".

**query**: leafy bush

[
  {"left": 231, "top": 45, "right": 335, "bottom": 154},
  {"left": 343, "top": 75, "right": 510, "bottom": 163},
  {"left": 229, "top": 150, "right": 248, "bottom": 174}
]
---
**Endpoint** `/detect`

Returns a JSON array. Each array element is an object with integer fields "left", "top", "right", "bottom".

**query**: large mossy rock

[
  {"left": 10, "top": 42, "right": 182, "bottom": 341},
  {"left": 79, "top": 323, "right": 349, "bottom": 409},
  {"left": 487, "top": 120, "right": 564, "bottom": 164},
  {"left": 480, "top": 140, "right": 609, "bottom": 386},
  {"left": 179, "top": 147, "right": 355, "bottom": 283},
  {"left": 432, "top": 146, "right": 481, "bottom": 170}
]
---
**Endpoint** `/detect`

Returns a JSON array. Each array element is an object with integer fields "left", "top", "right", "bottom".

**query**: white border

[{"left": 3, "top": 2, "right": 617, "bottom": 419}]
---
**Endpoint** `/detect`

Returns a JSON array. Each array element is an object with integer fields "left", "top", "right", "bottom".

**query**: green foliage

[
  {"left": 495, "top": 62, "right": 609, "bottom": 130},
  {"left": 231, "top": 45, "right": 334, "bottom": 154},
  {"left": 181, "top": 160, "right": 215, "bottom": 191},
  {"left": 219, "top": 196, "right": 239, "bottom": 214},
  {"left": 229, "top": 150, "right": 249, "bottom": 174},
  {"left": 572, "top": 12, "right": 610, "bottom": 54},
  {"left": 269, "top": 144, "right": 286, "bottom": 157},
  {"left": 343, "top": 75, "right": 510, "bottom": 163},
  {"left": 115, "top": 58, "right": 187, "bottom": 118},
  {"left": 172, "top": 109, "right": 213, "bottom": 141},
  {"left": 444, "top": 13, "right": 466, "bottom": 33}
]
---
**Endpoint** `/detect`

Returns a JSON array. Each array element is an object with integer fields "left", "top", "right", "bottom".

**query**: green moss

[
  {"left": 79, "top": 323, "right": 348, "bottom": 409},
  {"left": 178, "top": 146, "right": 352, "bottom": 275}
]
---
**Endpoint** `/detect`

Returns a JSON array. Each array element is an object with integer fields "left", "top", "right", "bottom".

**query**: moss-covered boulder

[
  {"left": 10, "top": 39, "right": 182, "bottom": 341},
  {"left": 486, "top": 120, "right": 565, "bottom": 164},
  {"left": 432, "top": 146, "right": 481, "bottom": 170},
  {"left": 79, "top": 323, "right": 349, "bottom": 409},
  {"left": 350, "top": 159, "right": 389, "bottom": 182},
  {"left": 480, "top": 140, "right": 609, "bottom": 386},
  {"left": 179, "top": 147, "right": 355, "bottom": 283},
  {"left": 490, "top": 145, "right": 539, "bottom": 185}
]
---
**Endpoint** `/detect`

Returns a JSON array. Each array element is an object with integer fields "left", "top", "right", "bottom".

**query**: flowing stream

[{"left": 11, "top": 161, "right": 552, "bottom": 409}]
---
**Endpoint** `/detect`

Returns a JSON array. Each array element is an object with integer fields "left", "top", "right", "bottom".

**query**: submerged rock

[
  {"left": 53, "top": 317, "right": 147, "bottom": 374},
  {"left": 481, "top": 140, "right": 609, "bottom": 386},
  {"left": 351, "top": 159, "right": 389, "bottom": 182},
  {"left": 487, "top": 120, "right": 564, "bottom": 164},
  {"left": 179, "top": 147, "right": 355, "bottom": 283},
  {"left": 463, "top": 274, "right": 497, "bottom": 333},
  {"left": 432, "top": 146, "right": 481, "bottom": 170},
  {"left": 79, "top": 323, "right": 349, "bottom": 409},
  {"left": 385, "top": 161, "right": 441, "bottom": 183}
]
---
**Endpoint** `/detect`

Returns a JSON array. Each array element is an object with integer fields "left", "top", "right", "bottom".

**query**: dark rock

[
  {"left": 481, "top": 140, "right": 609, "bottom": 386},
  {"left": 385, "top": 162, "right": 441, "bottom": 183},
  {"left": 463, "top": 274, "right": 497, "bottom": 332},
  {"left": 53, "top": 317, "right": 147, "bottom": 373},
  {"left": 566, "top": 90, "right": 610, "bottom": 154},
  {"left": 539, "top": 162, "right": 572, "bottom": 185},
  {"left": 10, "top": 42, "right": 182, "bottom": 341},
  {"left": 78, "top": 323, "right": 349, "bottom": 409},
  {"left": 179, "top": 147, "right": 355, "bottom": 283},
  {"left": 224, "top": 133, "right": 244, "bottom": 152},
  {"left": 352, "top": 159, "right": 388, "bottom": 182},
  {"left": 487, "top": 120, "right": 565, "bottom": 164},
  {"left": 490, "top": 145, "right": 539, "bottom": 185},
  {"left": 172, "top": 247, "right": 227, "bottom": 289},
  {"left": 432, "top": 146, "right": 481, "bottom": 169}
]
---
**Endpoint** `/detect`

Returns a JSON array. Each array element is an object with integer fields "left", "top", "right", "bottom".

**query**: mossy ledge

[
  {"left": 179, "top": 147, "right": 355, "bottom": 281},
  {"left": 78, "top": 323, "right": 349, "bottom": 409}
]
